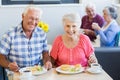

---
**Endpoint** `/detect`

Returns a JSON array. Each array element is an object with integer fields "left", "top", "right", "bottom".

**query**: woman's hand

[
  {"left": 92, "top": 23, "right": 101, "bottom": 30},
  {"left": 88, "top": 53, "right": 98, "bottom": 65}
]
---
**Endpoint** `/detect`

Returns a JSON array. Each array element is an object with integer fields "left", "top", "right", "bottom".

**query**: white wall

[
  {"left": 81, "top": 0, "right": 118, "bottom": 14},
  {"left": 114, "top": 4, "right": 120, "bottom": 25},
  {"left": 0, "top": 0, "right": 119, "bottom": 44},
  {"left": 0, "top": 4, "right": 83, "bottom": 44}
]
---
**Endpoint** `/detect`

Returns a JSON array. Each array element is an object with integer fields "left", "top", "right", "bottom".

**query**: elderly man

[
  {"left": 0, "top": 6, "right": 52, "bottom": 72},
  {"left": 81, "top": 3, "right": 105, "bottom": 42}
]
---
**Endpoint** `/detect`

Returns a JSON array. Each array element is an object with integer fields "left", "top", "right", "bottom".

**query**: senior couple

[
  {"left": 0, "top": 4, "right": 119, "bottom": 72},
  {"left": 81, "top": 3, "right": 120, "bottom": 47}
]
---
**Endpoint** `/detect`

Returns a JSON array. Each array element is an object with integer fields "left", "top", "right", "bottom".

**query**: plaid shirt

[{"left": 0, "top": 23, "right": 48, "bottom": 67}]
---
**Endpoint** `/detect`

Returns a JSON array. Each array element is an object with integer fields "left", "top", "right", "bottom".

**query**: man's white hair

[
  {"left": 86, "top": 3, "right": 96, "bottom": 11},
  {"left": 23, "top": 5, "right": 43, "bottom": 18}
]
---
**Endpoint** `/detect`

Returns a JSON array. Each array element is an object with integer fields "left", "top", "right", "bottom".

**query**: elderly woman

[
  {"left": 50, "top": 13, "right": 98, "bottom": 67},
  {"left": 81, "top": 3, "right": 105, "bottom": 42},
  {"left": 92, "top": 6, "right": 120, "bottom": 47}
]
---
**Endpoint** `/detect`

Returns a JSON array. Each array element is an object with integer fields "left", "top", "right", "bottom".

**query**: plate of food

[
  {"left": 19, "top": 65, "right": 47, "bottom": 76},
  {"left": 56, "top": 64, "right": 84, "bottom": 74}
]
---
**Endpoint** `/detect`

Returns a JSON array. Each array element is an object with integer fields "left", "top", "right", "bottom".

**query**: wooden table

[{"left": 13, "top": 68, "right": 113, "bottom": 80}]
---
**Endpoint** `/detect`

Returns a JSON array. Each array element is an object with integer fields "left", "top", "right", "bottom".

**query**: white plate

[
  {"left": 86, "top": 68, "right": 102, "bottom": 74},
  {"left": 19, "top": 67, "right": 47, "bottom": 76},
  {"left": 56, "top": 66, "right": 84, "bottom": 74}
]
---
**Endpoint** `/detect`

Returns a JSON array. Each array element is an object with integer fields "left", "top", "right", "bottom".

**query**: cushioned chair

[
  {"left": 0, "top": 66, "right": 8, "bottom": 80},
  {"left": 95, "top": 47, "right": 120, "bottom": 80},
  {"left": 115, "top": 31, "right": 120, "bottom": 46},
  {"left": 0, "top": 66, "right": 4, "bottom": 80}
]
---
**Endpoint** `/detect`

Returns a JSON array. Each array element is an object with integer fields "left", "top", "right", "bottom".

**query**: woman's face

[
  {"left": 103, "top": 9, "right": 111, "bottom": 22},
  {"left": 63, "top": 20, "right": 79, "bottom": 38}
]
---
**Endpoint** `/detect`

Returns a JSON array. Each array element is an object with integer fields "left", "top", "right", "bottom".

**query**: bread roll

[
  {"left": 74, "top": 64, "right": 81, "bottom": 71},
  {"left": 60, "top": 64, "right": 71, "bottom": 71}
]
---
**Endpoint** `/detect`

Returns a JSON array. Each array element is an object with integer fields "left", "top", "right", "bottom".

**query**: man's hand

[
  {"left": 8, "top": 62, "right": 19, "bottom": 72},
  {"left": 84, "top": 29, "right": 94, "bottom": 35},
  {"left": 42, "top": 51, "right": 52, "bottom": 70},
  {"left": 44, "top": 61, "right": 52, "bottom": 70}
]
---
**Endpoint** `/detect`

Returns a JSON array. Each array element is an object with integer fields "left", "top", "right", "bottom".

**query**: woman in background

[
  {"left": 50, "top": 13, "right": 98, "bottom": 67},
  {"left": 92, "top": 6, "right": 120, "bottom": 47}
]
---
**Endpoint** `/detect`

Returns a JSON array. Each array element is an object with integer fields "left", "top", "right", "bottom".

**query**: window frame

[{"left": 2, "top": 0, "right": 79, "bottom": 5}]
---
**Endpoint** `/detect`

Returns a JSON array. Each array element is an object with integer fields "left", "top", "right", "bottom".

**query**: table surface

[{"left": 13, "top": 68, "right": 113, "bottom": 80}]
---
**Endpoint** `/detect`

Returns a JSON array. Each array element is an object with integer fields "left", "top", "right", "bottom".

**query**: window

[{"left": 2, "top": 0, "right": 79, "bottom": 5}]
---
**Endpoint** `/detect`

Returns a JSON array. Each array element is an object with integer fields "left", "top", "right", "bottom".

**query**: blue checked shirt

[{"left": 0, "top": 23, "right": 48, "bottom": 68}]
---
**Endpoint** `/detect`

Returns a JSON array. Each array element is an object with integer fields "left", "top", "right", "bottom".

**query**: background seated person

[
  {"left": 92, "top": 6, "right": 120, "bottom": 47},
  {"left": 81, "top": 3, "right": 105, "bottom": 42},
  {"left": 50, "top": 13, "right": 98, "bottom": 67},
  {"left": 0, "top": 6, "right": 52, "bottom": 72}
]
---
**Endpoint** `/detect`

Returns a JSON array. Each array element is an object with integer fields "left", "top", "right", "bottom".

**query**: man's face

[
  {"left": 86, "top": 7, "right": 95, "bottom": 18},
  {"left": 22, "top": 9, "right": 40, "bottom": 32}
]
